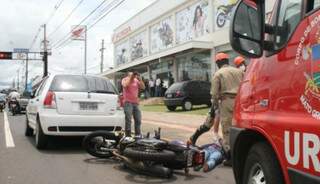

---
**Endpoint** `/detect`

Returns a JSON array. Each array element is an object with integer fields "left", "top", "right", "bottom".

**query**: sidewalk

[{"left": 140, "top": 111, "right": 221, "bottom": 145}]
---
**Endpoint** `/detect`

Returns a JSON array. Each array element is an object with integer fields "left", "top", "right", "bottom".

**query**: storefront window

[
  {"left": 150, "top": 60, "right": 174, "bottom": 89},
  {"left": 177, "top": 51, "right": 211, "bottom": 82}
]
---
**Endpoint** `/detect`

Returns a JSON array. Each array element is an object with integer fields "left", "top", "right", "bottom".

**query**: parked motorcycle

[
  {"left": 83, "top": 129, "right": 205, "bottom": 178},
  {"left": 216, "top": 4, "right": 236, "bottom": 28},
  {"left": 9, "top": 98, "right": 20, "bottom": 116}
]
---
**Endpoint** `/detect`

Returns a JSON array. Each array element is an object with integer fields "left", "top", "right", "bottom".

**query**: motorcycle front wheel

[{"left": 83, "top": 131, "right": 119, "bottom": 158}]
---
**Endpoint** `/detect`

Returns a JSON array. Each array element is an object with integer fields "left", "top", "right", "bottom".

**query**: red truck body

[{"left": 229, "top": 0, "right": 320, "bottom": 184}]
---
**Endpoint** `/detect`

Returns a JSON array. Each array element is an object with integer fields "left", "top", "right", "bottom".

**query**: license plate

[
  {"left": 187, "top": 150, "right": 194, "bottom": 167},
  {"left": 167, "top": 94, "right": 172, "bottom": 98},
  {"left": 11, "top": 104, "right": 16, "bottom": 107},
  {"left": 79, "top": 102, "right": 98, "bottom": 110}
]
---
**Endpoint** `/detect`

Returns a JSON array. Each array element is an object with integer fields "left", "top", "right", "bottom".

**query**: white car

[{"left": 25, "top": 74, "right": 125, "bottom": 149}]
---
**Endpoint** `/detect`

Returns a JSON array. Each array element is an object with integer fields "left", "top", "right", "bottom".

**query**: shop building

[{"left": 103, "top": 0, "right": 274, "bottom": 91}]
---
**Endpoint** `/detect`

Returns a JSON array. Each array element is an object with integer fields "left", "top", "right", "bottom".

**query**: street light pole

[
  {"left": 84, "top": 25, "right": 87, "bottom": 75},
  {"left": 25, "top": 54, "right": 29, "bottom": 91},
  {"left": 100, "top": 39, "right": 105, "bottom": 74},
  {"left": 43, "top": 24, "right": 48, "bottom": 78}
]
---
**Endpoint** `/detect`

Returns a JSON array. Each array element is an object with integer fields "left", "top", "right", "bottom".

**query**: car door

[
  {"left": 252, "top": 0, "right": 320, "bottom": 180},
  {"left": 27, "top": 78, "right": 48, "bottom": 128}
]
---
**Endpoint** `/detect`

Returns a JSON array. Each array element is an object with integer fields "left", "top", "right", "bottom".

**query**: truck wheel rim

[
  {"left": 248, "top": 163, "right": 265, "bottom": 184},
  {"left": 185, "top": 101, "right": 192, "bottom": 110}
]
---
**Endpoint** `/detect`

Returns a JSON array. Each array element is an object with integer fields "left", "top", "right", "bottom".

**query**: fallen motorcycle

[{"left": 83, "top": 128, "right": 205, "bottom": 178}]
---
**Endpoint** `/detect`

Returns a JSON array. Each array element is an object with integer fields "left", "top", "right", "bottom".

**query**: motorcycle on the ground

[
  {"left": 83, "top": 128, "right": 205, "bottom": 178},
  {"left": 9, "top": 98, "right": 20, "bottom": 116}
]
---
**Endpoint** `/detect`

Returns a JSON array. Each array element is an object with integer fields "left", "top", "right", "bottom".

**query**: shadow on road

[
  {"left": 84, "top": 157, "right": 204, "bottom": 184},
  {"left": 26, "top": 136, "right": 86, "bottom": 154}
]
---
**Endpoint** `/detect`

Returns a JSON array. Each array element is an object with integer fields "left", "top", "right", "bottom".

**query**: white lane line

[{"left": 3, "top": 112, "right": 15, "bottom": 148}]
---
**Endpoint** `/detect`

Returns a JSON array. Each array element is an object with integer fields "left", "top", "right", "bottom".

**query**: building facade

[{"left": 104, "top": 0, "right": 274, "bottom": 91}]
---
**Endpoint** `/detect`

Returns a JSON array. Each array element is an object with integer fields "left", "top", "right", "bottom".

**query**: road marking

[{"left": 4, "top": 112, "right": 15, "bottom": 148}]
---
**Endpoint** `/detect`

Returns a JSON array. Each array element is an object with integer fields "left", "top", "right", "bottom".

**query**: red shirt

[{"left": 122, "top": 78, "right": 140, "bottom": 104}]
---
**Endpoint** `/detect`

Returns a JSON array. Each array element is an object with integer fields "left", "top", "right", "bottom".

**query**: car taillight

[
  {"left": 43, "top": 91, "right": 56, "bottom": 109},
  {"left": 194, "top": 152, "right": 205, "bottom": 165},
  {"left": 117, "top": 95, "right": 124, "bottom": 110},
  {"left": 176, "top": 91, "right": 182, "bottom": 97}
]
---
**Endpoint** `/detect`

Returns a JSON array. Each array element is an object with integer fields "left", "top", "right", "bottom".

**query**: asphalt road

[{"left": 0, "top": 111, "right": 235, "bottom": 184}]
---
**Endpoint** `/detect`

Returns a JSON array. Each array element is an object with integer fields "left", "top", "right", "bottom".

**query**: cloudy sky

[{"left": 0, "top": 0, "right": 156, "bottom": 90}]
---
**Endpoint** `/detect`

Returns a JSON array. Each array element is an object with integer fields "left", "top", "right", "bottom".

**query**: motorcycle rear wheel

[{"left": 83, "top": 131, "right": 119, "bottom": 158}]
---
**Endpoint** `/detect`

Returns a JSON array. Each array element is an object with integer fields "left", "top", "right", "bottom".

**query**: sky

[{"left": 0, "top": 0, "right": 156, "bottom": 90}]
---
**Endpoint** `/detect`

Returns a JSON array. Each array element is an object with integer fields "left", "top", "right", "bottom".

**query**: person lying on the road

[{"left": 172, "top": 137, "right": 226, "bottom": 173}]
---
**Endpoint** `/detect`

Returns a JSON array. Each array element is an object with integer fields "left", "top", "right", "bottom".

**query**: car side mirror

[{"left": 230, "top": 0, "right": 265, "bottom": 58}]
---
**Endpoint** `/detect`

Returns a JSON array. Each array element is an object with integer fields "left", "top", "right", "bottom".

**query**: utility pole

[
  {"left": 99, "top": 39, "right": 105, "bottom": 74},
  {"left": 43, "top": 24, "right": 48, "bottom": 78},
  {"left": 84, "top": 25, "right": 87, "bottom": 75},
  {"left": 17, "top": 69, "right": 20, "bottom": 91},
  {"left": 25, "top": 54, "right": 29, "bottom": 91}
]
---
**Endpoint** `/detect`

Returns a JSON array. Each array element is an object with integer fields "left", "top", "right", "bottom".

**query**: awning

[{"left": 102, "top": 40, "right": 214, "bottom": 78}]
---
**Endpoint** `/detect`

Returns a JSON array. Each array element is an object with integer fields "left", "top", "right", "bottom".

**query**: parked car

[
  {"left": 25, "top": 74, "right": 125, "bottom": 149},
  {"left": 164, "top": 80, "right": 211, "bottom": 111}
]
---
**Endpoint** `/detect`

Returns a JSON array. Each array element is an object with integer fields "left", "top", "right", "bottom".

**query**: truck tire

[
  {"left": 242, "top": 142, "right": 284, "bottom": 184},
  {"left": 123, "top": 147, "right": 176, "bottom": 162},
  {"left": 166, "top": 106, "right": 176, "bottom": 111},
  {"left": 83, "top": 131, "right": 119, "bottom": 158},
  {"left": 35, "top": 119, "right": 48, "bottom": 150},
  {"left": 25, "top": 116, "right": 33, "bottom": 137}
]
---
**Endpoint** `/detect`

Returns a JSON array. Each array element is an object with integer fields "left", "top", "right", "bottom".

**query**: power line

[
  {"left": 29, "top": 27, "right": 42, "bottom": 50},
  {"left": 51, "top": 0, "right": 109, "bottom": 48},
  {"left": 29, "top": 0, "right": 65, "bottom": 51},
  {"left": 55, "top": 0, "right": 125, "bottom": 50},
  {"left": 48, "top": 0, "right": 85, "bottom": 39},
  {"left": 46, "top": 0, "right": 65, "bottom": 24}
]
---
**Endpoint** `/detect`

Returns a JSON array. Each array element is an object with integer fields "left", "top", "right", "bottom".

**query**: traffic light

[{"left": 0, "top": 52, "right": 12, "bottom": 60}]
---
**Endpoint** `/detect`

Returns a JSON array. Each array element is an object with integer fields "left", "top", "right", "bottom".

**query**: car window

[
  {"left": 200, "top": 82, "right": 210, "bottom": 92},
  {"left": 167, "top": 82, "right": 184, "bottom": 92},
  {"left": 50, "top": 75, "right": 88, "bottom": 92},
  {"left": 86, "top": 76, "right": 117, "bottom": 94},
  {"left": 274, "top": 0, "right": 302, "bottom": 49},
  {"left": 35, "top": 78, "right": 48, "bottom": 97}
]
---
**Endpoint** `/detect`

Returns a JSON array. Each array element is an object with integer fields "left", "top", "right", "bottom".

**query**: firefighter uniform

[{"left": 211, "top": 64, "right": 243, "bottom": 151}]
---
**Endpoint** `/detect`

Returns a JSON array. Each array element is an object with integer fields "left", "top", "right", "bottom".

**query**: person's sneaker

[
  {"left": 223, "top": 159, "right": 232, "bottom": 167},
  {"left": 203, "top": 163, "right": 209, "bottom": 172}
]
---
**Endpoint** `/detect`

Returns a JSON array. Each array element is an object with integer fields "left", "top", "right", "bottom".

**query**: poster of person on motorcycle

[{"left": 214, "top": 0, "right": 237, "bottom": 30}]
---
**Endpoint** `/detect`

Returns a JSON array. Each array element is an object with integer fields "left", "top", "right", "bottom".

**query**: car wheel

[
  {"left": 25, "top": 116, "right": 33, "bottom": 137},
  {"left": 35, "top": 118, "right": 48, "bottom": 149},
  {"left": 166, "top": 106, "right": 177, "bottom": 111},
  {"left": 182, "top": 100, "right": 192, "bottom": 111},
  {"left": 242, "top": 142, "right": 284, "bottom": 184}
]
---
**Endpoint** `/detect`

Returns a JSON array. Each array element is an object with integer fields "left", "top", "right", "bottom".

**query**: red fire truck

[{"left": 229, "top": 0, "right": 320, "bottom": 184}]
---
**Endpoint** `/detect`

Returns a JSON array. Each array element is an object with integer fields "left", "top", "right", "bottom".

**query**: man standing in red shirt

[{"left": 122, "top": 72, "right": 145, "bottom": 137}]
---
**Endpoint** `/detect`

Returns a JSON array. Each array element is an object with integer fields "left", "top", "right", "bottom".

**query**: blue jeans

[
  {"left": 203, "top": 145, "right": 224, "bottom": 171},
  {"left": 124, "top": 102, "right": 142, "bottom": 136}
]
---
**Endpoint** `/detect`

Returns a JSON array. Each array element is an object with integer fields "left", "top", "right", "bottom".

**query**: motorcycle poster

[
  {"left": 150, "top": 16, "right": 174, "bottom": 54},
  {"left": 115, "top": 40, "right": 129, "bottom": 66},
  {"left": 130, "top": 30, "right": 148, "bottom": 61},
  {"left": 214, "top": 0, "right": 237, "bottom": 30}
]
